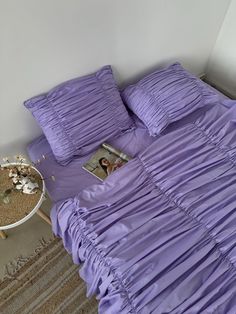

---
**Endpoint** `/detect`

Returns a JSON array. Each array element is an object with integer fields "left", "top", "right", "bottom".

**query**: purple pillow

[
  {"left": 24, "top": 66, "right": 134, "bottom": 165},
  {"left": 122, "top": 63, "right": 219, "bottom": 136}
]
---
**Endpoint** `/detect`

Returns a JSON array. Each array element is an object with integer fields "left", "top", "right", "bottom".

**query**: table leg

[
  {"left": 0, "top": 230, "right": 7, "bottom": 239},
  {"left": 37, "top": 208, "right": 51, "bottom": 225}
]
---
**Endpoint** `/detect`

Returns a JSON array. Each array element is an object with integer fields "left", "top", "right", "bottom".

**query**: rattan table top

[{"left": 0, "top": 165, "right": 44, "bottom": 228}]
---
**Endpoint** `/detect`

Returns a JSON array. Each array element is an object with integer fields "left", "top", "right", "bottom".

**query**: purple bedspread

[{"left": 51, "top": 99, "right": 236, "bottom": 313}]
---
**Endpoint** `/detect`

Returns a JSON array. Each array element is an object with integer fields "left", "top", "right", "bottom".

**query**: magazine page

[
  {"left": 102, "top": 143, "right": 131, "bottom": 161},
  {"left": 82, "top": 144, "right": 131, "bottom": 181}
]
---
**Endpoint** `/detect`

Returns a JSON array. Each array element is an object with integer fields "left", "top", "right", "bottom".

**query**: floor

[{"left": 0, "top": 197, "right": 53, "bottom": 279}]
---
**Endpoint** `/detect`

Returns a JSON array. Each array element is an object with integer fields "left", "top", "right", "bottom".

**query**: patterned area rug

[{"left": 0, "top": 238, "right": 97, "bottom": 314}]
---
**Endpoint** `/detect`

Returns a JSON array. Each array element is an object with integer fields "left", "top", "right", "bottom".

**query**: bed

[{"left": 26, "top": 63, "right": 236, "bottom": 313}]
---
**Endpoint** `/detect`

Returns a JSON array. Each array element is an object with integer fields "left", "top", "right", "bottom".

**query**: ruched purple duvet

[{"left": 50, "top": 100, "right": 236, "bottom": 313}]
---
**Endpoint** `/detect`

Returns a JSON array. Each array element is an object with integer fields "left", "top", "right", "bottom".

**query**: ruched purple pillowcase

[
  {"left": 122, "top": 63, "right": 219, "bottom": 136},
  {"left": 24, "top": 65, "right": 134, "bottom": 165}
]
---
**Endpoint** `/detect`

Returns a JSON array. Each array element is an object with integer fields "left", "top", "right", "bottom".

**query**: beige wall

[
  {"left": 0, "top": 0, "right": 231, "bottom": 155},
  {"left": 207, "top": 0, "right": 235, "bottom": 98}
]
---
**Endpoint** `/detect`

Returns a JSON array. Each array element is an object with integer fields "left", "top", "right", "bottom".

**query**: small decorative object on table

[{"left": 0, "top": 155, "right": 51, "bottom": 239}]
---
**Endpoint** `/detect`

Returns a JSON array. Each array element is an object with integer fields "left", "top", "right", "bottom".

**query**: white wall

[
  {"left": 0, "top": 0, "right": 231, "bottom": 156},
  {"left": 207, "top": 0, "right": 235, "bottom": 98}
]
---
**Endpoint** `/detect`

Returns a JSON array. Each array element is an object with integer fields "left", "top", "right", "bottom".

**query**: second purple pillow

[{"left": 122, "top": 63, "right": 219, "bottom": 136}]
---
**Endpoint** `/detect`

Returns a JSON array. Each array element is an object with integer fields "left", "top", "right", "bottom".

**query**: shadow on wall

[
  {"left": 0, "top": 140, "right": 29, "bottom": 159},
  {"left": 206, "top": 57, "right": 236, "bottom": 99}
]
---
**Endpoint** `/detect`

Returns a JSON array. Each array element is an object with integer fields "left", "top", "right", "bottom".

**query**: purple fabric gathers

[
  {"left": 24, "top": 65, "right": 134, "bottom": 165},
  {"left": 122, "top": 63, "right": 219, "bottom": 136},
  {"left": 51, "top": 100, "right": 236, "bottom": 313}
]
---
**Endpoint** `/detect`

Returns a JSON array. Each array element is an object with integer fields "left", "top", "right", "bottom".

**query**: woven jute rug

[{"left": 0, "top": 238, "right": 98, "bottom": 314}]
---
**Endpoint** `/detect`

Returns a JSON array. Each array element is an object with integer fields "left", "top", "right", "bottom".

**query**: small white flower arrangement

[{"left": 0, "top": 155, "right": 40, "bottom": 204}]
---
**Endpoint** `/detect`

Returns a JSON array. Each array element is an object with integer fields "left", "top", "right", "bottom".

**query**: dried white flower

[
  {"left": 2, "top": 157, "right": 9, "bottom": 162},
  {"left": 15, "top": 155, "right": 26, "bottom": 162}
]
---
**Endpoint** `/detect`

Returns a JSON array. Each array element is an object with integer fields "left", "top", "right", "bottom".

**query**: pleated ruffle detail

[{"left": 122, "top": 63, "right": 219, "bottom": 136}]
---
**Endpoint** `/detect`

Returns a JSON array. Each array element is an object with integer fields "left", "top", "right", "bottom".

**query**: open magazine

[{"left": 82, "top": 143, "right": 132, "bottom": 181}]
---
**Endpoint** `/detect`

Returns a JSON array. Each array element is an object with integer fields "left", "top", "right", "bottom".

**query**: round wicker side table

[{"left": 0, "top": 163, "right": 51, "bottom": 239}]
